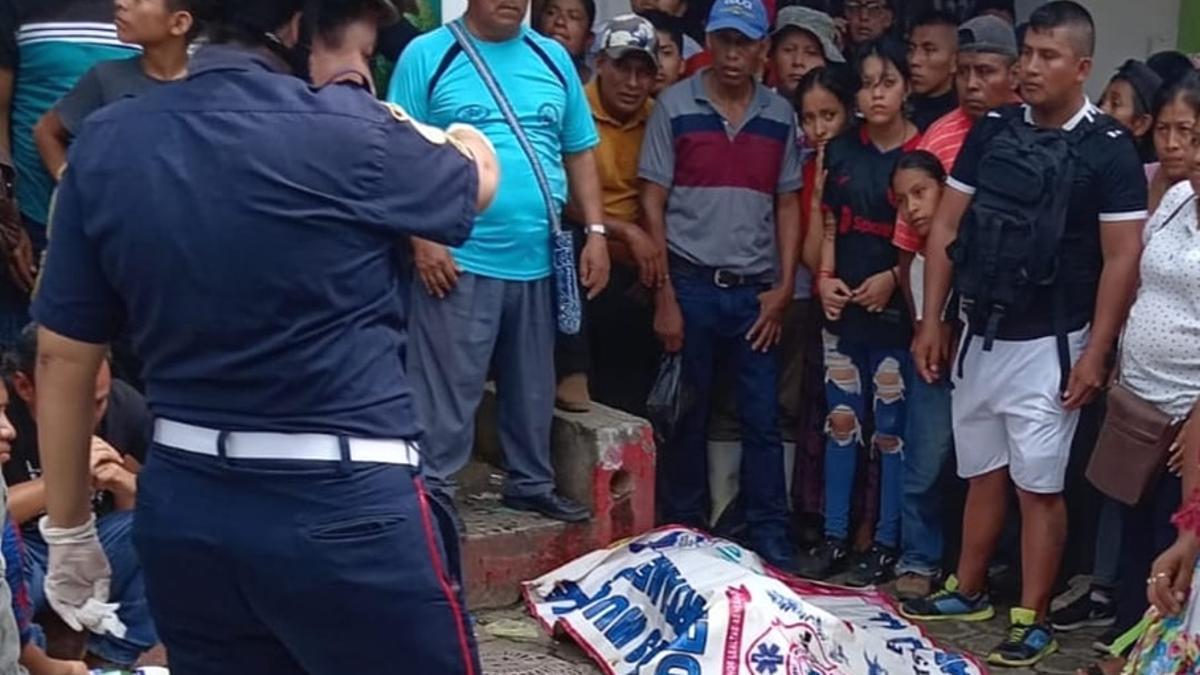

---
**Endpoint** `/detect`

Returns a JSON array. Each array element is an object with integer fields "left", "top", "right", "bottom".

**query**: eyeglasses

[{"left": 845, "top": 1, "right": 887, "bottom": 16}]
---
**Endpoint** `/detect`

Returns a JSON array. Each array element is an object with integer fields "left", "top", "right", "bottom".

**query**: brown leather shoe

[{"left": 555, "top": 373, "right": 591, "bottom": 413}]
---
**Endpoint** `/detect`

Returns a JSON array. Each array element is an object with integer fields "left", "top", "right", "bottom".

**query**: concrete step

[{"left": 461, "top": 396, "right": 656, "bottom": 609}]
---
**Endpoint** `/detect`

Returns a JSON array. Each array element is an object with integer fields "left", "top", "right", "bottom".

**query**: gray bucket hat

[{"left": 771, "top": 6, "right": 844, "bottom": 63}]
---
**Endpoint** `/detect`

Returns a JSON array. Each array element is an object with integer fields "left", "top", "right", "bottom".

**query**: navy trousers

[{"left": 133, "top": 444, "right": 479, "bottom": 675}]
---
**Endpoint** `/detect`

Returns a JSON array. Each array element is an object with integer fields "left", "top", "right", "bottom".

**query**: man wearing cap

[
  {"left": 891, "top": 12, "right": 1017, "bottom": 601},
  {"left": 573, "top": 14, "right": 664, "bottom": 414},
  {"left": 640, "top": 0, "right": 802, "bottom": 570},
  {"left": 28, "top": 0, "right": 499, "bottom": 671},
  {"left": 389, "top": 0, "right": 609, "bottom": 524},
  {"left": 770, "top": 5, "right": 844, "bottom": 102}
]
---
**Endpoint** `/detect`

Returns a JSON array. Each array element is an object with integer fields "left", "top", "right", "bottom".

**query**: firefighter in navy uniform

[{"left": 24, "top": 0, "right": 499, "bottom": 672}]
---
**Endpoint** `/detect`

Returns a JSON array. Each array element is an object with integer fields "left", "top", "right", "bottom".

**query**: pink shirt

[{"left": 892, "top": 107, "right": 974, "bottom": 253}]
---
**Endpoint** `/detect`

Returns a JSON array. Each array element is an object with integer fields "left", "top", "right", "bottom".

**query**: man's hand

[
  {"left": 579, "top": 232, "right": 610, "bottom": 299},
  {"left": 412, "top": 237, "right": 460, "bottom": 299},
  {"left": 0, "top": 199, "right": 35, "bottom": 294},
  {"left": 88, "top": 437, "right": 121, "bottom": 473},
  {"left": 818, "top": 277, "right": 852, "bottom": 321},
  {"left": 851, "top": 269, "right": 897, "bottom": 313},
  {"left": 1148, "top": 533, "right": 1200, "bottom": 616},
  {"left": 913, "top": 319, "right": 951, "bottom": 384},
  {"left": 1062, "top": 350, "right": 1107, "bottom": 410},
  {"left": 625, "top": 227, "right": 665, "bottom": 289},
  {"left": 654, "top": 295, "right": 684, "bottom": 353},
  {"left": 747, "top": 285, "right": 791, "bottom": 353}
]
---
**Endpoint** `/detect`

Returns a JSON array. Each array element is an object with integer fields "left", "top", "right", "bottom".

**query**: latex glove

[{"left": 39, "top": 514, "right": 126, "bottom": 638}]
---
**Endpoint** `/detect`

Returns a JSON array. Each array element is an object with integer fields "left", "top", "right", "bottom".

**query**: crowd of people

[{"left": 0, "top": 0, "right": 1190, "bottom": 672}]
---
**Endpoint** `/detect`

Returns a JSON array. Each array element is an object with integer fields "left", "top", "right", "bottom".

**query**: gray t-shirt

[{"left": 55, "top": 56, "right": 161, "bottom": 135}]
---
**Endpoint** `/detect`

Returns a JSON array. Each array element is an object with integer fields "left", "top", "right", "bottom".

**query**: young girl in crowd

[
  {"left": 891, "top": 150, "right": 946, "bottom": 324},
  {"left": 1099, "top": 59, "right": 1163, "bottom": 164},
  {"left": 1149, "top": 75, "right": 1200, "bottom": 211},
  {"left": 798, "top": 38, "right": 919, "bottom": 586},
  {"left": 790, "top": 63, "right": 857, "bottom": 543}
]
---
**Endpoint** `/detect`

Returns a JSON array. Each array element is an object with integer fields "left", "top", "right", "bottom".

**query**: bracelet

[
  {"left": 889, "top": 267, "right": 900, "bottom": 285},
  {"left": 587, "top": 224, "right": 608, "bottom": 237},
  {"left": 817, "top": 270, "right": 835, "bottom": 280}
]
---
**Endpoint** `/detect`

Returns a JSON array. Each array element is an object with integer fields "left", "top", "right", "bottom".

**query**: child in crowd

[
  {"left": 1149, "top": 76, "right": 1200, "bottom": 211},
  {"left": 891, "top": 150, "right": 946, "bottom": 323},
  {"left": 793, "top": 63, "right": 857, "bottom": 542},
  {"left": 1099, "top": 60, "right": 1162, "bottom": 164},
  {"left": 33, "top": 0, "right": 195, "bottom": 183},
  {"left": 537, "top": 0, "right": 596, "bottom": 81},
  {"left": 639, "top": 10, "right": 687, "bottom": 95},
  {"left": 799, "top": 37, "right": 919, "bottom": 587}
]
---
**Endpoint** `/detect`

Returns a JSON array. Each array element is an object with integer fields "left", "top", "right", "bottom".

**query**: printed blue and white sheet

[{"left": 524, "top": 527, "right": 984, "bottom": 675}]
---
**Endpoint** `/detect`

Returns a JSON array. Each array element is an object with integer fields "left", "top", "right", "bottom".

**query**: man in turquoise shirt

[{"left": 389, "top": 0, "right": 609, "bottom": 523}]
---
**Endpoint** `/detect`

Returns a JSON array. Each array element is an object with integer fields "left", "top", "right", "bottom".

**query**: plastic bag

[{"left": 646, "top": 354, "right": 691, "bottom": 445}]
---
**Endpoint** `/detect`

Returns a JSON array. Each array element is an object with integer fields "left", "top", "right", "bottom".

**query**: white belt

[{"left": 153, "top": 419, "right": 420, "bottom": 466}]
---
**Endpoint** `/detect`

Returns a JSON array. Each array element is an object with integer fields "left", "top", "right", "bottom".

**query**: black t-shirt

[
  {"left": 949, "top": 102, "right": 1149, "bottom": 340},
  {"left": 910, "top": 89, "right": 958, "bottom": 132},
  {"left": 3, "top": 377, "right": 151, "bottom": 521},
  {"left": 823, "top": 127, "right": 920, "bottom": 348}
]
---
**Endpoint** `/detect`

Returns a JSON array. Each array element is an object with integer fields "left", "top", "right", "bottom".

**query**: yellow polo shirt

[{"left": 586, "top": 80, "right": 653, "bottom": 224}]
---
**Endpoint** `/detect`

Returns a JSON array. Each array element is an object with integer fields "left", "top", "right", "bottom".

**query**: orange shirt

[
  {"left": 586, "top": 80, "right": 653, "bottom": 224},
  {"left": 892, "top": 107, "right": 975, "bottom": 253}
]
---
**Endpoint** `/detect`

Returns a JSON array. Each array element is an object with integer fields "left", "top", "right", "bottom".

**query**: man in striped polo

[
  {"left": 0, "top": 0, "right": 138, "bottom": 347},
  {"left": 639, "top": 0, "right": 802, "bottom": 571},
  {"left": 890, "top": 13, "right": 1018, "bottom": 601}
]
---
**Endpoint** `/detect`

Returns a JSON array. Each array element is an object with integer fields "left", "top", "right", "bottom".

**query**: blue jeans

[
  {"left": 821, "top": 330, "right": 909, "bottom": 548},
  {"left": 897, "top": 375, "right": 953, "bottom": 576},
  {"left": 660, "top": 272, "right": 788, "bottom": 545},
  {"left": 132, "top": 444, "right": 478, "bottom": 674},
  {"left": 24, "top": 510, "right": 157, "bottom": 665}
]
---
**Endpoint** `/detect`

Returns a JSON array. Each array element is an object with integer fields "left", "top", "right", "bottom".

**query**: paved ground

[{"left": 475, "top": 577, "right": 1110, "bottom": 675}]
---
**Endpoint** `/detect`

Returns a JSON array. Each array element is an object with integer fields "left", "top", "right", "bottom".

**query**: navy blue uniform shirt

[{"left": 32, "top": 44, "right": 479, "bottom": 439}]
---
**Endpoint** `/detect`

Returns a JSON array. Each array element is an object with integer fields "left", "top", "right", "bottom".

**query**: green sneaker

[
  {"left": 899, "top": 575, "right": 996, "bottom": 622},
  {"left": 987, "top": 607, "right": 1059, "bottom": 668}
]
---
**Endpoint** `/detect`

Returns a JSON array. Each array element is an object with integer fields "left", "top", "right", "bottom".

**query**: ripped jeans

[{"left": 821, "top": 330, "right": 910, "bottom": 549}]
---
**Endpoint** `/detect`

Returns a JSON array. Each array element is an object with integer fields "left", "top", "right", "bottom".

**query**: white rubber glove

[{"left": 38, "top": 514, "right": 126, "bottom": 638}]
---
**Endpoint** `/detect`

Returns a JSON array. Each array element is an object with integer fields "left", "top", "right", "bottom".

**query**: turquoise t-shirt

[
  {"left": 1, "top": 5, "right": 139, "bottom": 227},
  {"left": 388, "top": 24, "right": 599, "bottom": 281}
]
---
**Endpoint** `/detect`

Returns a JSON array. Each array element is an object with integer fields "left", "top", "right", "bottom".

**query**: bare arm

[
  {"left": 641, "top": 180, "right": 682, "bottom": 352},
  {"left": 35, "top": 328, "right": 107, "bottom": 529},
  {"left": 801, "top": 194, "right": 825, "bottom": 272},
  {"left": 775, "top": 191, "right": 801, "bottom": 295},
  {"left": 912, "top": 187, "right": 972, "bottom": 383},
  {"left": 564, "top": 149, "right": 610, "bottom": 297},
  {"left": 33, "top": 110, "right": 69, "bottom": 182},
  {"left": 1061, "top": 218, "right": 1144, "bottom": 408},
  {"left": 7, "top": 479, "right": 46, "bottom": 525},
  {"left": 446, "top": 125, "right": 499, "bottom": 213}
]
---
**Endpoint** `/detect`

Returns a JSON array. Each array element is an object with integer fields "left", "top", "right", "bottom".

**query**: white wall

[{"left": 1016, "top": 0, "right": 1180, "bottom": 98}]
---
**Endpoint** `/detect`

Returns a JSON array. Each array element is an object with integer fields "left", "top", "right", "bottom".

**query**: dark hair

[
  {"left": 853, "top": 36, "right": 910, "bottom": 84},
  {"left": 1109, "top": 60, "right": 1162, "bottom": 119},
  {"left": 1147, "top": 51, "right": 1198, "bottom": 89},
  {"left": 1154, "top": 71, "right": 1200, "bottom": 122},
  {"left": 1026, "top": 0, "right": 1094, "bottom": 58},
  {"left": 973, "top": 0, "right": 1015, "bottom": 21},
  {"left": 1014, "top": 21, "right": 1028, "bottom": 51},
  {"left": 795, "top": 62, "right": 857, "bottom": 117},
  {"left": 892, "top": 149, "right": 946, "bottom": 186},
  {"left": 191, "top": 0, "right": 306, "bottom": 45},
  {"left": 639, "top": 10, "right": 684, "bottom": 55},
  {"left": 910, "top": 9, "right": 958, "bottom": 34},
  {"left": 3, "top": 323, "right": 37, "bottom": 378},
  {"left": 540, "top": 0, "right": 596, "bottom": 32},
  {"left": 310, "top": 0, "right": 396, "bottom": 47}
]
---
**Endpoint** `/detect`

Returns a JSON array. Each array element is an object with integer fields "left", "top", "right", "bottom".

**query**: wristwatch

[{"left": 587, "top": 224, "right": 608, "bottom": 237}]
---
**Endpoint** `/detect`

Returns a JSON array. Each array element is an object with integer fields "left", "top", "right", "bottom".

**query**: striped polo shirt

[
  {"left": 0, "top": 0, "right": 137, "bottom": 227},
  {"left": 638, "top": 73, "right": 802, "bottom": 277},
  {"left": 892, "top": 106, "right": 973, "bottom": 254}
]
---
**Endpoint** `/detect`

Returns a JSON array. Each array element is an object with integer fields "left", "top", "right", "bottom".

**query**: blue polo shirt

[
  {"left": 388, "top": 24, "right": 598, "bottom": 281},
  {"left": 32, "top": 45, "right": 480, "bottom": 439}
]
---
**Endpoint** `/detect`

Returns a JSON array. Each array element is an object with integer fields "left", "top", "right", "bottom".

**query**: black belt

[{"left": 669, "top": 255, "right": 774, "bottom": 289}]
